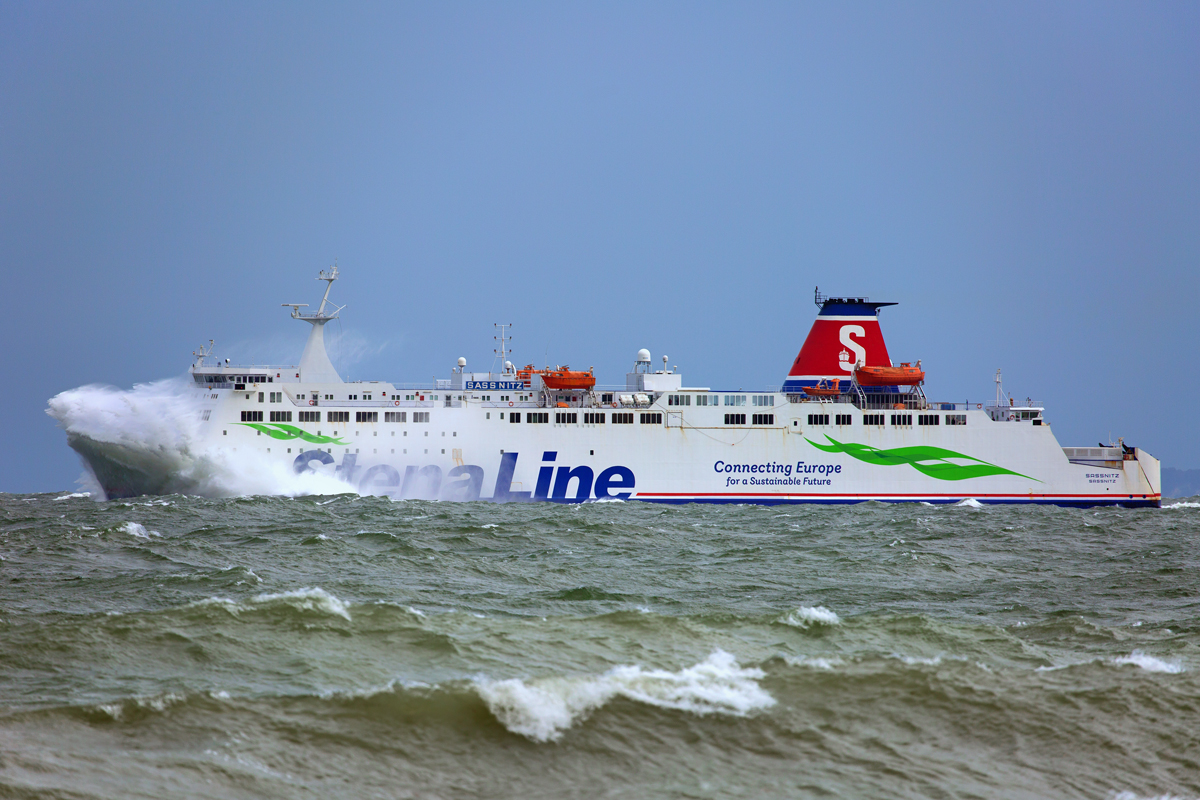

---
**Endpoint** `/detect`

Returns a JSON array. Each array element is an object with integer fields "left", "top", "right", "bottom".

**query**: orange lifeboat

[
  {"left": 854, "top": 361, "right": 924, "bottom": 386},
  {"left": 516, "top": 364, "right": 596, "bottom": 391},
  {"left": 802, "top": 378, "right": 842, "bottom": 397},
  {"left": 539, "top": 366, "right": 596, "bottom": 391}
]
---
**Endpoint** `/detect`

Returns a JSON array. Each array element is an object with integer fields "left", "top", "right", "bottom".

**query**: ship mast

[
  {"left": 282, "top": 265, "right": 345, "bottom": 384},
  {"left": 493, "top": 323, "right": 513, "bottom": 375}
]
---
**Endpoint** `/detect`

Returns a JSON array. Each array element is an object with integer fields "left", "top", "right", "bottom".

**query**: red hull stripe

[{"left": 635, "top": 492, "right": 1159, "bottom": 499}]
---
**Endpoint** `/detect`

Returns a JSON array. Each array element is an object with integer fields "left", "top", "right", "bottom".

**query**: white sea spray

[{"left": 47, "top": 378, "right": 358, "bottom": 499}]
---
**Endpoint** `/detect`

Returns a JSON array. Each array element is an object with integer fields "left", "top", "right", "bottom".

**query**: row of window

[
  {"left": 799, "top": 413, "right": 970, "bottom": 427},
  {"left": 270, "top": 411, "right": 292, "bottom": 422},
  {"left": 240, "top": 411, "right": 263, "bottom": 422},
  {"left": 666, "top": 394, "right": 771, "bottom": 407},
  {"left": 584, "top": 412, "right": 605, "bottom": 424},
  {"left": 612, "top": 413, "right": 634, "bottom": 424},
  {"left": 641, "top": 412, "right": 663, "bottom": 424},
  {"left": 205, "top": 374, "right": 271, "bottom": 384},
  {"left": 725, "top": 414, "right": 746, "bottom": 425},
  {"left": 299, "top": 411, "right": 319, "bottom": 422},
  {"left": 356, "top": 412, "right": 378, "bottom": 423},
  {"left": 556, "top": 412, "right": 578, "bottom": 424},
  {"left": 751, "top": 414, "right": 775, "bottom": 425}
]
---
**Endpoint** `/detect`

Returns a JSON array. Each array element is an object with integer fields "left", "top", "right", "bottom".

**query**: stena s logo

[{"left": 838, "top": 325, "right": 866, "bottom": 373}]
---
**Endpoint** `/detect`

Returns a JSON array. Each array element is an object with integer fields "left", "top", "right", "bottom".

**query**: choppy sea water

[{"left": 1, "top": 493, "right": 1197, "bottom": 799}]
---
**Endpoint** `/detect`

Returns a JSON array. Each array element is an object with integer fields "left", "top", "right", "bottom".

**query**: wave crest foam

[{"left": 475, "top": 649, "right": 774, "bottom": 742}]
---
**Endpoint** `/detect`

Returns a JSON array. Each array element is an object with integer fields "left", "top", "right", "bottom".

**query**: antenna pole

[{"left": 493, "top": 323, "right": 513, "bottom": 373}]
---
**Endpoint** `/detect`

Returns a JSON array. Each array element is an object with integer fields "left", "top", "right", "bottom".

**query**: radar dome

[
  {"left": 457, "top": 357, "right": 466, "bottom": 367},
  {"left": 636, "top": 348, "right": 651, "bottom": 363}
]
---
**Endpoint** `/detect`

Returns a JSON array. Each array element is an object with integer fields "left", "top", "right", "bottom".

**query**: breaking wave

[
  {"left": 474, "top": 649, "right": 775, "bottom": 742},
  {"left": 778, "top": 605, "right": 841, "bottom": 628}
]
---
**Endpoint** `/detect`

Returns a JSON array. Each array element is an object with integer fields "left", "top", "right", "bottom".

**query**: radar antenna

[{"left": 814, "top": 286, "right": 827, "bottom": 309}]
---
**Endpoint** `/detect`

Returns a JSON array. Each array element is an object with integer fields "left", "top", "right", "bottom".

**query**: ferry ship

[{"left": 54, "top": 268, "right": 1161, "bottom": 506}]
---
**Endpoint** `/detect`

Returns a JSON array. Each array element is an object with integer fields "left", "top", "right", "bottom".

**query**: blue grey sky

[{"left": 3, "top": 2, "right": 1198, "bottom": 492}]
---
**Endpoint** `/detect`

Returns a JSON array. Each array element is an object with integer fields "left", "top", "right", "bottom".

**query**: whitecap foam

[
  {"left": 250, "top": 587, "right": 352, "bottom": 620},
  {"left": 956, "top": 498, "right": 984, "bottom": 508},
  {"left": 779, "top": 605, "right": 841, "bottom": 628},
  {"left": 782, "top": 654, "right": 841, "bottom": 670},
  {"left": 475, "top": 649, "right": 774, "bottom": 742},
  {"left": 1163, "top": 501, "right": 1200, "bottom": 509},
  {"left": 95, "top": 691, "right": 187, "bottom": 720},
  {"left": 1111, "top": 651, "right": 1183, "bottom": 674},
  {"left": 191, "top": 587, "right": 351, "bottom": 620},
  {"left": 53, "top": 492, "right": 91, "bottom": 501},
  {"left": 121, "top": 521, "right": 160, "bottom": 540}
]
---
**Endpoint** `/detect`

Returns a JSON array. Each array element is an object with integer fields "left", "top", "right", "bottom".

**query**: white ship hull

[{"left": 166, "top": 390, "right": 1158, "bottom": 507}]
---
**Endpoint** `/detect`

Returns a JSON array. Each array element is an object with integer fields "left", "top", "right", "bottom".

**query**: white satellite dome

[
  {"left": 636, "top": 348, "right": 651, "bottom": 363},
  {"left": 457, "top": 357, "right": 466, "bottom": 367}
]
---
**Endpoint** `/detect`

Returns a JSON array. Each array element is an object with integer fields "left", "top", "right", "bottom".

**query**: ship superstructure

[{"left": 59, "top": 272, "right": 1161, "bottom": 506}]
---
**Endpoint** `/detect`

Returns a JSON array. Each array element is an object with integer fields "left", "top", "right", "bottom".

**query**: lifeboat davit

[
  {"left": 854, "top": 361, "right": 924, "bottom": 386},
  {"left": 517, "top": 364, "right": 596, "bottom": 390},
  {"left": 802, "top": 378, "right": 842, "bottom": 397}
]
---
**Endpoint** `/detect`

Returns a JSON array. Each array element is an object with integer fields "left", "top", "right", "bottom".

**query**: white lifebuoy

[
  {"left": 611, "top": 402, "right": 617, "bottom": 408},
  {"left": 1008, "top": 413, "right": 1016, "bottom": 421},
  {"left": 509, "top": 401, "right": 514, "bottom": 407},
  {"left": 394, "top": 400, "right": 400, "bottom": 406},
  {"left": 976, "top": 403, "right": 982, "bottom": 409},
  {"left": 308, "top": 400, "right": 316, "bottom": 406}
]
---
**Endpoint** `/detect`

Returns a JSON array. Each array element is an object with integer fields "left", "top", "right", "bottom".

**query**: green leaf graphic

[
  {"left": 236, "top": 423, "right": 349, "bottom": 445},
  {"left": 806, "top": 435, "right": 1037, "bottom": 482}
]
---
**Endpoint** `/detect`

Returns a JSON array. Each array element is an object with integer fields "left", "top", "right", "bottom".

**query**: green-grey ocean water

[{"left": 1, "top": 493, "right": 1197, "bottom": 799}]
